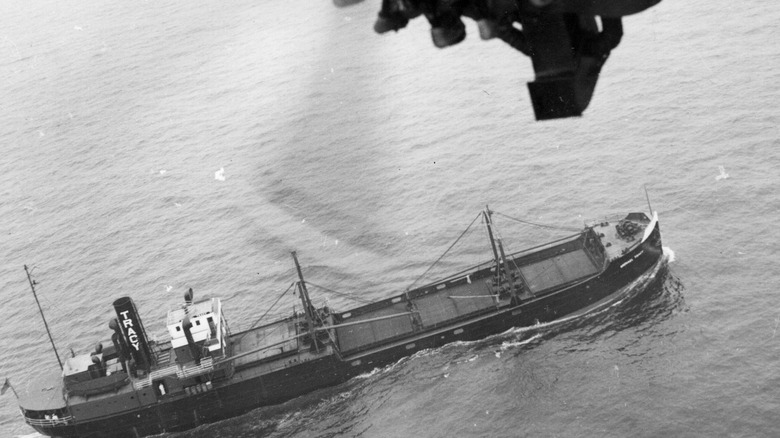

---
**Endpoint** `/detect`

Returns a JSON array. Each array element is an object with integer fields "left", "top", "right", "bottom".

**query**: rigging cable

[
  {"left": 493, "top": 211, "right": 581, "bottom": 232},
  {"left": 491, "top": 223, "right": 520, "bottom": 274},
  {"left": 236, "top": 282, "right": 296, "bottom": 341},
  {"left": 492, "top": 217, "right": 593, "bottom": 289},
  {"left": 406, "top": 211, "right": 482, "bottom": 292},
  {"left": 304, "top": 281, "right": 374, "bottom": 304}
]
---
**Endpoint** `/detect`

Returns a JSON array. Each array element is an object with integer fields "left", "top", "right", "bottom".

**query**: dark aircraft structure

[{"left": 335, "top": 0, "right": 662, "bottom": 120}]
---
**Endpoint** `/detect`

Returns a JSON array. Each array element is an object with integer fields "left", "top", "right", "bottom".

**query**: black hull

[{"left": 34, "top": 221, "right": 663, "bottom": 438}]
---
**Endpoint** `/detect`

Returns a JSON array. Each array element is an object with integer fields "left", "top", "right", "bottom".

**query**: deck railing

[
  {"left": 132, "top": 357, "right": 214, "bottom": 389},
  {"left": 176, "top": 357, "right": 214, "bottom": 378},
  {"left": 24, "top": 415, "right": 74, "bottom": 427}
]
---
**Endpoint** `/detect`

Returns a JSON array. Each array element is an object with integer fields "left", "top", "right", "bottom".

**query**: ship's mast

[
  {"left": 24, "top": 265, "right": 63, "bottom": 370},
  {"left": 483, "top": 207, "right": 519, "bottom": 302},
  {"left": 483, "top": 208, "right": 501, "bottom": 275},
  {"left": 644, "top": 184, "right": 654, "bottom": 215},
  {"left": 291, "top": 251, "right": 319, "bottom": 352}
]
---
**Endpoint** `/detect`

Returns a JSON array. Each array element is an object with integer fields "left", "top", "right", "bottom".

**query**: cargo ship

[{"left": 16, "top": 206, "right": 663, "bottom": 437}]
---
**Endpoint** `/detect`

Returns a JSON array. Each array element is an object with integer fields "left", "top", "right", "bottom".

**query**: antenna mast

[{"left": 24, "top": 265, "right": 63, "bottom": 370}]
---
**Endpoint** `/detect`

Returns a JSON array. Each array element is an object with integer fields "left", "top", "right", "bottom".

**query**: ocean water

[{"left": 1, "top": 0, "right": 778, "bottom": 436}]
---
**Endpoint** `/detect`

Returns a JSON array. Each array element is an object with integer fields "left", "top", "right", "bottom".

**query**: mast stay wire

[
  {"left": 406, "top": 211, "right": 483, "bottom": 292},
  {"left": 237, "top": 282, "right": 296, "bottom": 341},
  {"left": 490, "top": 220, "right": 518, "bottom": 273},
  {"left": 492, "top": 213, "right": 587, "bottom": 286},
  {"left": 304, "top": 281, "right": 374, "bottom": 304},
  {"left": 493, "top": 211, "right": 581, "bottom": 232},
  {"left": 238, "top": 209, "right": 579, "bottom": 337},
  {"left": 492, "top": 219, "right": 536, "bottom": 281}
]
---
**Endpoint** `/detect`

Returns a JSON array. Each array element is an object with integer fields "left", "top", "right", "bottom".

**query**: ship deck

[
  {"left": 333, "top": 234, "right": 606, "bottom": 356},
  {"left": 230, "top": 319, "right": 299, "bottom": 368},
  {"left": 590, "top": 215, "right": 649, "bottom": 261},
  {"left": 330, "top": 214, "right": 651, "bottom": 357},
  {"left": 141, "top": 216, "right": 649, "bottom": 379},
  {"left": 217, "top": 229, "right": 611, "bottom": 372}
]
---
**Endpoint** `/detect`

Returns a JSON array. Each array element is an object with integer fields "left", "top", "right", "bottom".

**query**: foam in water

[
  {"left": 496, "top": 333, "right": 543, "bottom": 357},
  {"left": 354, "top": 352, "right": 417, "bottom": 380},
  {"left": 355, "top": 368, "right": 382, "bottom": 380},
  {"left": 663, "top": 246, "right": 675, "bottom": 263},
  {"left": 715, "top": 165, "right": 729, "bottom": 180}
]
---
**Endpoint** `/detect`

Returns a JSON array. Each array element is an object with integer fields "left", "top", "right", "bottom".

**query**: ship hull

[{"left": 31, "top": 218, "right": 663, "bottom": 438}]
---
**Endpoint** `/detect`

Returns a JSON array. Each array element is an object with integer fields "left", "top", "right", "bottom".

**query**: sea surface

[{"left": 1, "top": 0, "right": 778, "bottom": 436}]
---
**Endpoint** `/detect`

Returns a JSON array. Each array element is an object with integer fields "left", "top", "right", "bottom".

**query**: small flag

[{"left": 1, "top": 378, "right": 10, "bottom": 396}]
